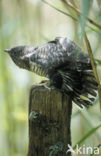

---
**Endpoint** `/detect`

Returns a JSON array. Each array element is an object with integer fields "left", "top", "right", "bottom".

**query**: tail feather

[
  {"left": 59, "top": 69, "right": 98, "bottom": 108},
  {"left": 83, "top": 86, "right": 97, "bottom": 97},
  {"left": 73, "top": 70, "right": 98, "bottom": 107},
  {"left": 83, "top": 82, "right": 98, "bottom": 90},
  {"left": 82, "top": 77, "right": 98, "bottom": 86}
]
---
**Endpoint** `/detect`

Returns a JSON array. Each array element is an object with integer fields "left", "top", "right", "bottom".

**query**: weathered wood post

[{"left": 28, "top": 85, "right": 72, "bottom": 156}]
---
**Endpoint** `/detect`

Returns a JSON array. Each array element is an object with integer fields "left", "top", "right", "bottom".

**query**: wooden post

[{"left": 28, "top": 86, "right": 72, "bottom": 156}]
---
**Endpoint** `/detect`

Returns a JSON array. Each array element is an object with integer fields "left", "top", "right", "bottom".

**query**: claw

[{"left": 32, "top": 82, "right": 51, "bottom": 91}]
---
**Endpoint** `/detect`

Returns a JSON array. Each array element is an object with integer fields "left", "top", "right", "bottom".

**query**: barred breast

[{"left": 29, "top": 60, "right": 47, "bottom": 77}]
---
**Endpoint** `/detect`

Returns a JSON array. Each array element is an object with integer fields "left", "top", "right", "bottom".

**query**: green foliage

[
  {"left": 95, "top": 59, "right": 101, "bottom": 66},
  {"left": 79, "top": 0, "right": 91, "bottom": 39},
  {"left": 42, "top": 0, "right": 77, "bottom": 21},
  {"left": 73, "top": 125, "right": 101, "bottom": 150},
  {"left": 0, "top": 0, "right": 101, "bottom": 156}
]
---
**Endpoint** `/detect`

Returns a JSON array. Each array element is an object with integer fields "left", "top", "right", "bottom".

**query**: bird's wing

[{"left": 29, "top": 37, "right": 91, "bottom": 74}]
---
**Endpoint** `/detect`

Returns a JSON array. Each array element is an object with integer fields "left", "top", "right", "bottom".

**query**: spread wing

[
  {"left": 20, "top": 37, "right": 97, "bottom": 108},
  {"left": 29, "top": 37, "right": 91, "bottom": 75}
]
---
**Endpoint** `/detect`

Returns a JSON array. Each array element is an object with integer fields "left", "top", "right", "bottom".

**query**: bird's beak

[{"left": 4, "top": 49, "right": 10, "bottom": 53}]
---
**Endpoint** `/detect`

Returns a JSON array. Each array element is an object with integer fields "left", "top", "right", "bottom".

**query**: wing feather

[{"left": 29, "top": 37, "right": 91, "bottom": 75}]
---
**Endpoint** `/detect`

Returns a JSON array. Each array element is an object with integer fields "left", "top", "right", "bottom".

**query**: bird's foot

[
  {"left": 32, "top": 81, "right": 51, "bottom": 91},
  {"left": 40, "top": 80, "right": 49, "bottom": 84}
]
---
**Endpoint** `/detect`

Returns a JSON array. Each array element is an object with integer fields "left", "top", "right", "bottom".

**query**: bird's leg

[
  {"left": 42, "top": 82, "right": 51, "bottom": 91},
  {"left": 40, "top": 80, "right": 49, "bottom": 84},
  {"left": 32, "top": 80, "right": 51, "bottom": 91}
]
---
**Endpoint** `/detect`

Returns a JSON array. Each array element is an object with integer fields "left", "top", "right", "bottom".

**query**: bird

[{"left": 5, "top": 37, "right": 98, "bottom": 108}]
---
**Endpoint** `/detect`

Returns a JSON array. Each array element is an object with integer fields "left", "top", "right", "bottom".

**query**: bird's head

[{"left": 4, "top": 46, "right": 35, "bottom": 70}]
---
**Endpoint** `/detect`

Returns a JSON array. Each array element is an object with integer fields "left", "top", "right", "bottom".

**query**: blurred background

[{"left": 0, "top": 0, "right": 101, "bottom": 156}]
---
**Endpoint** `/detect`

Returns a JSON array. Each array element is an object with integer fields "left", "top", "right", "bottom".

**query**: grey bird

[{"left": 5, "top": 37, "right": 98, "bottom": 108}]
